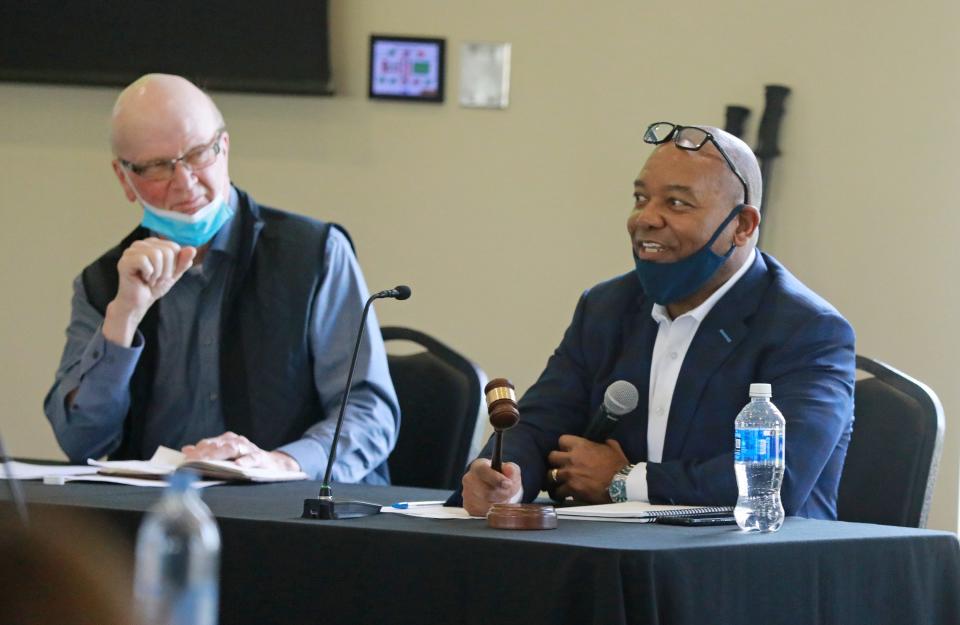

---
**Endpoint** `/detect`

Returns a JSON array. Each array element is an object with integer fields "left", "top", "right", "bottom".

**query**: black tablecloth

[{"left": 4, "top": 480, "right": 960, "bottom": 625}]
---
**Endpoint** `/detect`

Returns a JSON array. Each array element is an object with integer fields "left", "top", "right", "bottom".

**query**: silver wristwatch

[{"left": 608, "top": 463, "right": 636, "bottom": 503}]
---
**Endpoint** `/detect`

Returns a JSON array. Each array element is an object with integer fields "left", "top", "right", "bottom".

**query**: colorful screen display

[{"left": 369, "top": 36, "right": 445, "bottom": 102}]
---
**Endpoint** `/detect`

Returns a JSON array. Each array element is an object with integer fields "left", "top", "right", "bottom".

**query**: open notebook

[
  {"left": 89, "top": 446, "right": 309, "bottom": 483},
  {"left": 557, "top": 501, "right": 733, "bottom": 522}
]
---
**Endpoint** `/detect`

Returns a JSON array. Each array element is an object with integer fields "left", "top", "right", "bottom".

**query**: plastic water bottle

[
  {"left": 734, "top": 383, "right": 785, "bottom": 532},
  {"left": 134, "top": 470, "right": 221, "bottom": 625}
]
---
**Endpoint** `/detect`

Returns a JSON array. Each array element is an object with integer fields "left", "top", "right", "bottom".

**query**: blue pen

[{"left": 390, "top": 500, "right": 445, "bottom": 509}]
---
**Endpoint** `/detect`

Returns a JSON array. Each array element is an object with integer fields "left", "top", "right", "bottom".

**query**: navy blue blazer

[{"left": 454, "top": 252, "right": 855, "bottom": 519}]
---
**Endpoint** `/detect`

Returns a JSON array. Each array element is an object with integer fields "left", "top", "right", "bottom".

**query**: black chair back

[
  {"left": 837, "top": 355, "right": 944, "bottom": 528},
  {"left": 382, "top": 327, "right": 485, "bottom": 490}
]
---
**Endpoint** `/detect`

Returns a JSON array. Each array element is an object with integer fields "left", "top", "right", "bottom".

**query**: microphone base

[{"left": 302, "top": 497, "right": 382, "bottom": 520}]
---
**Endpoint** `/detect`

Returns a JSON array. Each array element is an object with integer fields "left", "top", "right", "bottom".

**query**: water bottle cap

[
  {"left": 749, "top": 383, "right": 772, "bottom": 398},
  {"left": 167, "top": 469, "right": 198, "bottom": 493}
]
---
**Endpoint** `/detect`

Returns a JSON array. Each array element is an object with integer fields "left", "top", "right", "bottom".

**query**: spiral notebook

[{"left": 556, "top": 501, "right": 734, "bottom": 523}]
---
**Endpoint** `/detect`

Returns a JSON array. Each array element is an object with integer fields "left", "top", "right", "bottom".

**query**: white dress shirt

[{"left": 625, "top": 248, "right": 756, "bottom": 501}]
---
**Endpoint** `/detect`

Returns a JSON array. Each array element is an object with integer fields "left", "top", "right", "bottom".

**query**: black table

[{"left": 5, "top": 480, "right": 960, "bottom": 625}]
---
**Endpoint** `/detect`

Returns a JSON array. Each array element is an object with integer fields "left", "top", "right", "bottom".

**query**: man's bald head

[
  {"left": 110, "top": 74, "right": 224, "bottom": 158},
  {"left": 630, "top": 122, "right": 764, "bottom": 314},
  {"left": 108, "top": 74, "right": 231, "bottom": 216},
  {"left": 693, "top": 126, "right": 762, "bottom": 210}
]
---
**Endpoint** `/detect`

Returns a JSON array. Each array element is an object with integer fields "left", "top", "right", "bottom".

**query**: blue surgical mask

[
  {"left": 633, "top": 204, "right": 744, "bottom": 305},
  {"left": 139, "top": 194, "right": 234, "bottom": 247}
]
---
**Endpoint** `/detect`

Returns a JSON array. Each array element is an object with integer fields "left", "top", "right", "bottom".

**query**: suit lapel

[
  {"left": 607, "top": 293, "right": 658, "bottom": 461},
  {"left": 662, "top": 253, "right": 770, "bottom": 460}
]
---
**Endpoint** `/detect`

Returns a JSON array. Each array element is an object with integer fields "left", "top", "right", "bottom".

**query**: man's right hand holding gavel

[
  {"left": 461, "top": 459, "right": 522, "bottom": 516},
  {"left": 461, "top": 435, "right": 630, "bottom": 516}
]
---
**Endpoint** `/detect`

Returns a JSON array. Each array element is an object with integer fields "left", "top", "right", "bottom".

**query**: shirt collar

[{"left": 651, "top": 247, "right": 757, "bottom": 324}]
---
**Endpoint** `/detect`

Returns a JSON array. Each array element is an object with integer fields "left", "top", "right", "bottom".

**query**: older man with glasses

[
  {"left": 44, "top": 74, "right": 400, "bottom": 484},
  {"left": 455, "top": 123, "right": 855, "bottom": 520}
]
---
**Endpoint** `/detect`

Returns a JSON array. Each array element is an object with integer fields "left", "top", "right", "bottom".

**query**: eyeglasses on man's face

[
  {"left": 119, "top": 128, "right": 226, "bottom": 182},
  {"left": 643, "top": 122, "right": 750, "bottom": 206}
]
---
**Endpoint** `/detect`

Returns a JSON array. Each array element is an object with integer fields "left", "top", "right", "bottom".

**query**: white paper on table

[
  {"left": 87, "top": 446, "right": 181, "bottom": 476},
  {"left": 559, "top": 515, "right": 656, "bottom": 524},
  {"left": 0, "top": 461, "right": 99, "bottom": 480},
  {"left": 47, "top": 474, "right": 226, "bottom": 488},
  {"left": 380, "top": 504, "right": 483, "bottom": 520},
  {"left": 380, "top": 502, "right": 654, "bottom": 523},
  {"left": 556, "top": 501, "right": 732, "bottom": 520}
]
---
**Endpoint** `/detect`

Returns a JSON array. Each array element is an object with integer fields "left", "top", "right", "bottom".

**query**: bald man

[
  {"left": 44, "top": 74, "right": 400, "bottom": 483},
  {"left": 453, "top": 123, "right": 855, "bottom": 519}
]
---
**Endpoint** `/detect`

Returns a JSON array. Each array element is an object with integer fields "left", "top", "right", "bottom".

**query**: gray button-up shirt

[{"left": 44, "top": 189, "right": 399, "bottom": 483}]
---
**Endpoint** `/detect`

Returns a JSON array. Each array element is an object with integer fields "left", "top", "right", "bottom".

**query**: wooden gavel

[
  {"left": 485, "top": 378, "right": 519, "bottom": 473},
  {"left": 483, "top": 378, "right": 559, "bottom": 531}
]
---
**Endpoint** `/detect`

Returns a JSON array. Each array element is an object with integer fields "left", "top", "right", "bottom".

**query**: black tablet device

[{"left": 369, "top": 35, "right": 445, "bottom": 102}]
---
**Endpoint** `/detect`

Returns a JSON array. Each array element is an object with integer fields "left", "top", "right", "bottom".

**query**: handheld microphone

[
  {"left": 302, "top": 285, "right": 411, "bottom": 520},
  {"left": 582, "top": 380, "right": 639, "bottom": 442}
]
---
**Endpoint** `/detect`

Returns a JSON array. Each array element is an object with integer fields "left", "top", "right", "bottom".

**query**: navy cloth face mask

[{"left": 633, "top": 204, "right": 744, "bottom": 305}]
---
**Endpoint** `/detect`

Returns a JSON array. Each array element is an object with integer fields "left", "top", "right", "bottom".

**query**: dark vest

[{"left": 81, "top": 188, "right": 348, "bottom": 460}]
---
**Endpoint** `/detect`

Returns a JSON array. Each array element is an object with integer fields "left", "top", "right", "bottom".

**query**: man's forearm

[{"left": 44, "top": 329, "right": 143, "bottom": 462}]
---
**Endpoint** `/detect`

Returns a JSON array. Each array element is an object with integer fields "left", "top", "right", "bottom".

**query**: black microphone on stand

[{"left": 302, "top": 285, "right": 411, "bottom": 520}]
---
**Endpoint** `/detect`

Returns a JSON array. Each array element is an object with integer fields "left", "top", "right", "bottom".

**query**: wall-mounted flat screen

[
  {"left": 368, "top": 35, "right": 444, "bottom": 103},
  {"left": 0, "top": 0, "right": 332, "bottom": 95}
]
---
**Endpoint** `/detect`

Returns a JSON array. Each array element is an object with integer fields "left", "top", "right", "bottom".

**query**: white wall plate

[{"left": 459, "top": 42, "right": 511, "bottom": 109}]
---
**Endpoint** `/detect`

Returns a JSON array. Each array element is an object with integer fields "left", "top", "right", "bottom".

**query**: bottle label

[
  {"left": 171, "top": 581, "right": 218, "bottom": 625},
  {"left": 735, "top": 428, "right": 784, "bottom": 463}
]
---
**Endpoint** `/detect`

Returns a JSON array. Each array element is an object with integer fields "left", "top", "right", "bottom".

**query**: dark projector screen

[{"left": 0, "top": 1, "right": 332, "bottom": 95}]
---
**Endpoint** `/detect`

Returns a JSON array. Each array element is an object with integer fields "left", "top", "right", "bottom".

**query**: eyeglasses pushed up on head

[
  {"left": 643, "top": 122, "right": 750, "bottom": 206},
  {"left": 119, "top": 128, "right": 225, "bottom": 182}
]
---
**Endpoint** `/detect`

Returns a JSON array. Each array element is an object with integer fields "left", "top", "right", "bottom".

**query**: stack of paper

[{"left": 0, "top": 461, "right": 98, "bottom": 480}]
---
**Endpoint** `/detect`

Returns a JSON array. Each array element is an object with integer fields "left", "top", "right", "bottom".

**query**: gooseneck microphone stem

[
  {"left": 0, "top": 431, "right": 28, "bottom": 526},
  {"left": 318, "top": 294, "right": 378, "bottom": 499},
  {"left": 303, "top": 285, "right": 410, "bottom": 520}
]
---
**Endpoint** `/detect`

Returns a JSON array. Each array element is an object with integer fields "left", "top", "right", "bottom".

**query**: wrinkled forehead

[
  {"left": 122, "top": 117, "right": 218, "bottom": 157},
  {"left": 111, "top": 79, "right": 223, "bottom": 159},
  {"left": 638, "top": 143, "right": 729, "bottom": 187}
]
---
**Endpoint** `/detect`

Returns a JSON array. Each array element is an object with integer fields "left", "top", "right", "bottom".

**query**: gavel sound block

[{"left": 483, "top": 378, "right": 558, "bottom": 530}]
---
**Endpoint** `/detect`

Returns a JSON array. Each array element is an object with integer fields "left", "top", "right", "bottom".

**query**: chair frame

[
  {"left": 381, "top": 326, "right": 486, "bottom": 490},
  {"left": 848, "top": 355, "right": 945, "bottom": 528}
]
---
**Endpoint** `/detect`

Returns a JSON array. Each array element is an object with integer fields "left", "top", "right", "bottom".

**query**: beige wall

[{"left": 1, "top": 1, "right": 957, "bottom": 530}]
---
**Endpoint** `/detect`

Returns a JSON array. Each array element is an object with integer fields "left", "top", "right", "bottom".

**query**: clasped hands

[
  {"left": 461, "top": 435, "right": 629, "bottom": 516},
  {"left": 181, "top": 431, "right": 301, "bottom": 473}
]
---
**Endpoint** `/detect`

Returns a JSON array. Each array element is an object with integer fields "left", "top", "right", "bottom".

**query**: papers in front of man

[
  {"left": 380, "top": 502, "right": 484, "bottom": 520},
  {"left": 88, "top": 446, "right": 309, "bottom": 483},
  {"left": 0, "top": 460, "right": 222, "bottom": 487},
  {"left": 556, "top": 501, "right": 735, "bottom": 523},
  {"left": 44, "top": 474, "right": 225, "bottom": 488},
  {"left": 0, "top": 460, "right": 98, "bottom": 480}
]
